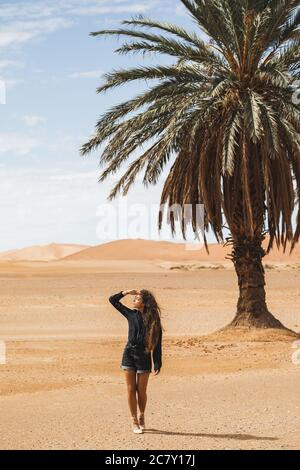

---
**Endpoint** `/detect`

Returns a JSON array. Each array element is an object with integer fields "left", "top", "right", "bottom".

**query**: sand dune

[
  {"left": 0, "top": 243, "right": 89, "bottom": 262},
  {"left": 62, "top": 238, "right": 300, "bottom": 263},
  {"left": 0, "top": 238, "right": 299, "bottom": 264},
  {"left": 62, "top": 239, "right": 207, "bottom": 261}
]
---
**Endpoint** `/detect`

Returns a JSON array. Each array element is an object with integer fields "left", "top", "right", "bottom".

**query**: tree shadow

[{"left": 144, "top": 429, "right": 278, "bottom": 441}]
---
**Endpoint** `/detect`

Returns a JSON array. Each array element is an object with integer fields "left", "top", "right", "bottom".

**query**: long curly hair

[{"left": 139, "top": 289, "right": 163, "bottom": 353}]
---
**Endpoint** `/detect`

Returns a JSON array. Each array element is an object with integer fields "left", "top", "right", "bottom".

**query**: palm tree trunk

[{"left": 228, "top": 236, "right": 284, "bottom": 328}]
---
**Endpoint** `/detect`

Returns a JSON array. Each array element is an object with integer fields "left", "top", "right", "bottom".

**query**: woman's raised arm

[{"left": 108, "top": 290, "right": 137, "bottom": 319}]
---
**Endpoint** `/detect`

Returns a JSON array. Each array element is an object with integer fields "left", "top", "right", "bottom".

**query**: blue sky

[{"left": 0, "top": 0, "right": 211, "bottom": 251}]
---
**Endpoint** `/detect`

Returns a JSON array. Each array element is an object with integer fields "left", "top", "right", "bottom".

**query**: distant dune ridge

[
  {"left": 0, "top": 238, "right": 298, "bottom": 262},
  {"left": 0, "top": 243, "right": 90, "bottom": 262},
  {"left": 62, "top": 238, "right": 299, "bottom": 262}
]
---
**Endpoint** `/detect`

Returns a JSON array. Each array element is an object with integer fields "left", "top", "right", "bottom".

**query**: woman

[{"left": 108, "top": 289, "right": 163, "bottom": 434}]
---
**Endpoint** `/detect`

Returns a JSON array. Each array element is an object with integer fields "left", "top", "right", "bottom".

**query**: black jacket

[{"left": 109, "top": 291, "right": 162, "bottom": 370}]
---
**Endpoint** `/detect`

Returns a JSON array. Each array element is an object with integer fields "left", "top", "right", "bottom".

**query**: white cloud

[
  {"left": 0, "top": 1, "right": 157, "bottom": 20},
  {"left": 5, "top": 78, "right": 24, "bottom": 88},
  {"left": 0, "top": 17, "right": 73, "bottom": 49},
  {"left": 0, "top": 31, "right": 35, "bottom": 47},
  {"left": 69, "top": 70, "right": 103, "bottom": 79},
  {"left": 0, "top": 0, "right": 165, "bottom": 54},
  {"left": 9, "top": 17, "right": 73, "bottom": 34},
  {"left": 0, "top": 60, "right": 23, "bottom": 69},
  {"left": 0, "top": 164, "right": 102, "bottom": 250},
  {"left": 0, "top": 133, "right": 40, "bottom": 155},
  {"left": 49, "top": 171, "right": 97, "bottom": 181},
  {"left": 72, "top": 3, "right": 152, "bottom": 15},
  {"left": 22, "top": 115, "right": 46, "bottom": 127},
  {"left": 0, "top": 2, "right": 57, "bottom": 20}
]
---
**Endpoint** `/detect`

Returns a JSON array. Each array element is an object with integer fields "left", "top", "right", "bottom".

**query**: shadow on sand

[{"left": 144, "top": 429, "right": 278, "bottom": 441}]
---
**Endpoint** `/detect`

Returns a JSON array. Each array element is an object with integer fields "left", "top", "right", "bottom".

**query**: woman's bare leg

[
  {"left": 124, "top": 370, "right": 143, "bottom": 432},
  {"left": 124, "top": 370, "right": 138, "bottom": 417},
  {"left": 137, "top": 372, "right": 150, "bottom": 426}
]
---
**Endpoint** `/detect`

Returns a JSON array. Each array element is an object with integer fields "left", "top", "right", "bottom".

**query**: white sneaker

[{"left": 131, "top": 416, "right": 143, "bottom": 434}]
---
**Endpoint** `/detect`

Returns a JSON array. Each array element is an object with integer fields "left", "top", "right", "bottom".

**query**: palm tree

[{"left": 81, "top": 0, "right": 300, "bottom": 330}]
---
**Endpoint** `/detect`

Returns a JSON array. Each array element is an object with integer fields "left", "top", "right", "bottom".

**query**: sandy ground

[{"left": 0, "top": 260, "right": 299, "bottom": 450}]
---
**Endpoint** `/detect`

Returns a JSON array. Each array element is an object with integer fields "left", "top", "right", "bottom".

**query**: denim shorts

[{"left": 120, "top": 342, "right": 152, "bottom": 374}]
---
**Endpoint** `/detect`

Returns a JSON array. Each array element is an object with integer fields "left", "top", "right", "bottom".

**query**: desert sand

[
  {"left": 0, "top": 243, "right": 89, "bottom": 262},
  {"left": 0, "top": 239, "right": 299, "bottom": 450}
]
